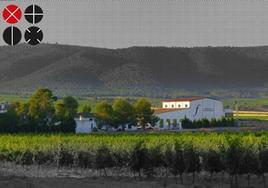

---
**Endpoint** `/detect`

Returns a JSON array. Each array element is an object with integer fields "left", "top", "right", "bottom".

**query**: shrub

[
  {"left": 95, "top": 146, "right": 114, "bottom": 176},
  {"left": 129, "top": 141, "right": 146, "bottom": 178},
  {"left": 203, "top": 150, "right": 225, "bottom": 180},
  {"left": 184, "top": 144, "right": 200, "bottom": 183},
  {"left": 171, "top": 142, "right": 185, "bottom": 184}
]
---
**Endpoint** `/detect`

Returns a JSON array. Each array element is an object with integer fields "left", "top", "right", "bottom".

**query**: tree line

[
  {"left": 181, "top": 117, "right": 235, "bottom": 129},
  {"left": 0, "top": 88, "right": 159, "bottom": 133}
]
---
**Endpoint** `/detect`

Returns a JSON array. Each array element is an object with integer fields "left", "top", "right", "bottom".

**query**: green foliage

[
  {"left": 203, "top": 150, "right": 225, "bottom": 176},
  {"left": 134, "top": 98, "right": 159, "bottom": 129},
  {"left": 159, "top": 119, "right": 164, "bottom": 128},
  {"left": 181, "top": 117, "right": 235, "bottom": 129},
  {"left": 80, "top": 104, "right": 91, "bottom": 114},
  {"left": 112, "top": 98, "right": 135, "bottom": 129},
  {"left": 0, "top": 132, "right": 267, "bottom": 184},
  {"left": 172, "top": 119, "right": 177, "bottom": 128},
  {"left": 28, "top": 88, "right": 55, "bottom": 122},
  {"left": 95, "top": 101, "right": 114, "bottom": 128},
  {"left": 0, "top": 89, "right": 78, "bottom": 133}
]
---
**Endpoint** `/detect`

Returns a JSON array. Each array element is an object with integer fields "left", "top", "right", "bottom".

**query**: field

[
  {"left": 224, "top": 98, "right": 268, "bottom": 111},
  {"left": 235, "top": 111, "right": 268, "bottom": 121},
  {"left": 0, "top": 132, "right": 268, "bottom": 187}
]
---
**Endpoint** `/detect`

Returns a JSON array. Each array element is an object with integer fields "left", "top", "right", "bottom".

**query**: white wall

[
  {"left": 75, "top": 117, "right": 97, "bottom": 133},
  {"left": 156, "top": 98, "right": 225, "bottom": 130},
  {"left": 162, "top": 101, "right": 190, "bottom": 109}
]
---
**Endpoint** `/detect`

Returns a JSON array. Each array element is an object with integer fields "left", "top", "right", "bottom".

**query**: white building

[
  {"left": 154, "top": 97, "right": 227, "bottom": 130},
  {"left": 0, "top": 102, "right": 9, "bottom": 114},
  {"left": 75, "top": 113, "right": 97, "bottom": 133}
]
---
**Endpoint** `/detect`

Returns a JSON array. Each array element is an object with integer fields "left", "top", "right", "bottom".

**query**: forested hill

[{"left": 0, "top": 44, "right": 267, "bottom": 97}]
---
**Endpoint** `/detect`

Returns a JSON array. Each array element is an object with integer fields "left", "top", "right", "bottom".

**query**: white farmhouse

[
  {"left": 154, "top": 97, "right": 227, "bottom": 130},
  {"left": 0, "top": 102, "right": 9, "bottom": 114},
  {"left": 75, "top": 113, "right": 97, "bottom": 133}
]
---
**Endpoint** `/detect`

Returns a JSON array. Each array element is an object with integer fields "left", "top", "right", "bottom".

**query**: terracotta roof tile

[{"left": 153, "top": 108, "right": 187, "bottom": 114}]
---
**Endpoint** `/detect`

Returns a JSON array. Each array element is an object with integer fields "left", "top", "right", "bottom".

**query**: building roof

[
  {"left": 75, "top": 112, "right": 95, "bottom": 118},
  {"left": 153, "top": 108, "right": 187, "bottom": 114},
  {"left": 162, "top": 97, "right": 207, "bottom": 102}
]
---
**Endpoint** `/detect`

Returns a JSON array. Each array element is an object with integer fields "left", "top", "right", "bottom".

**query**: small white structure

[
  {"left": 154, "top": 97, "right": 226, "bottom": 130},
  {"left": 0, "top": 102, "right": 9, "bottom": 114},
  {"left": 75, "top": 113, "right": 97, "bottom": 133}
]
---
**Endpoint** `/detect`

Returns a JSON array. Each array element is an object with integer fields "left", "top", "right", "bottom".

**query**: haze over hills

[{"left": 0, "top": 43, "right": 267, "bottom": 97}]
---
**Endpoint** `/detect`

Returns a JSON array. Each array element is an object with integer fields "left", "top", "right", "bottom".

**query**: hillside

[{"left": 0, "top": 44, "right": 268, "bottom": 97}]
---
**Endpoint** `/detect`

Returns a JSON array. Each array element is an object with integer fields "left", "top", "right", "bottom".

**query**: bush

[
  {"left": 203, "top": 150, "right": 225, "bottom": 179},
  {"left": 75, "top": 151, "right": 93, "bottom": 169},
  {"left": 184, "top": 144, "right": 200, "bottom": 183},
  {"left": 129, "top": 141, "right": 146, "bottom": 177},
  {"left": 171, "top": 142, "right": 185, "bottom": 184},
  {"left": 181, "top": 117, "right": 235, "bottom": 129},
  {"left": 95, "top": 146, "right": 114, "bottom": 176}
]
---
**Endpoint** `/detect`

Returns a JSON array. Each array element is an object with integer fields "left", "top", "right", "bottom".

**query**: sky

[{"left": 1, "top": 0, "right": 268, "bottom": 48}]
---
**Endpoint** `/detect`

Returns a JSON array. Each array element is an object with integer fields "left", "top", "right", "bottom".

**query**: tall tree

[
  {"left": 113, "top": 98, "right": 134, "bottom": 129},
  {"left": 28, "top": 88, "right": 55, "bottom": 127},
  {"left": 95, "top": 101, "right": 114, "bottom": 129},
  {"left": 62, "top": 96, "right": 79, "bottom": 119},
  {"left": 54, "top": 96, "right": 78, "bottom": 132},
  {"left": 133, "top": 98, "right": 158, "bottom": 130}
]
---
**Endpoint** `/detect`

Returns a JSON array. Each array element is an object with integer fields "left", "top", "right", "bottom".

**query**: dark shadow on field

[{"left": 0, "top": 175, "right": 267, "bottom": 188}]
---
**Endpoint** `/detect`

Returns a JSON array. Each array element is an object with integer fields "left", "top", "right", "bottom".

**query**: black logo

[
  {"left": 24, "top": 5, "right": 43, "bottom": 24},
  {"left": 2, "top": 4, "right": 44, "bottom": 46},
  {"left": 3, "top": 26, "right": 22, "bottom": 46},
  {"left": 25, "top": 26, "right": 43, "bottom": 45}
]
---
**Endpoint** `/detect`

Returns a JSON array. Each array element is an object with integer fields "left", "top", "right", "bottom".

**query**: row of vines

[{"left": 1, "top": 132, "right": 268, "bottom": 186}]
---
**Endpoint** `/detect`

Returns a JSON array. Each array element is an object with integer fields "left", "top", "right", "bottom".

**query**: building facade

[
  {"left": 155, "top": 97, "right": 227, "bottom": 130},
  {"left": 75, "top": 113, "right": 97, "bottom": 133}
]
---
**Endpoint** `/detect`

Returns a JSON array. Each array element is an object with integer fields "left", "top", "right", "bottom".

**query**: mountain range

[{"left": 0, "top": 44, "right": 267, "bottom": 97}]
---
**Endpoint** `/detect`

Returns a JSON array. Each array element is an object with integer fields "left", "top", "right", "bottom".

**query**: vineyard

[{"left": 1, "top": 132, "right": 268, "bottom": 186}]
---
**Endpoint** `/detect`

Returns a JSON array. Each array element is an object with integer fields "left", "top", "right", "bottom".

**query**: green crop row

[{"left": 1, "top": 132, "right": 268, "bottom": 185}]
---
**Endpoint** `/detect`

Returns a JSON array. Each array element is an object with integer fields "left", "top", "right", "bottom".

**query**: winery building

[{"left": 154, "top": 97, "right": 228, "bottom": 130}]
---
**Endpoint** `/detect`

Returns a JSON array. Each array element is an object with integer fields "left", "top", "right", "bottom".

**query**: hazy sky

[{"left": 1, "top": 0, "right": 268, "bottom": 48}]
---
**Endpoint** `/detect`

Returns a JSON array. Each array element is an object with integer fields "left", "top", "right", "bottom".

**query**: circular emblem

[
  {"left": 25, "top": 26, "right": 43, "bottom": 45},
  {"left": 24, "top": 5, "right": 43, "bottom": 24},
  {"left": 3, "top": 26, "right": 22, "bottom": 46},
  {"left": 2, "top": 5, "right": 22, "bottom": 24}
]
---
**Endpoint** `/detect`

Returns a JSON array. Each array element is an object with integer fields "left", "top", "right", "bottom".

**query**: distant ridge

[{"left": 0, "top": 43, "right": 267, "bottom": 97}]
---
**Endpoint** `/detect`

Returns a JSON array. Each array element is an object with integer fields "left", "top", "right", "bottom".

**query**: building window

[
  {"left": 185, "top": 104, "right": 188, "bottom": 108},
  {"left": 165, "top": 105, "right": 168, "bottom": 108},
  {"left": 172, "top": 105, "right": 174, "bottom": 108},
  {"left": 178, "top": 105, "right": 181, "bottom": 108}
]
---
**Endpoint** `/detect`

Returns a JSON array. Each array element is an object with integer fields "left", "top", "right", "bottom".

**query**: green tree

[
  {"left": 113, "top": 98, "right": 134, "bottom": 129},
  {"left": 172, "top": 119, "right": 177, "bottom": 129},
  {"left": 159, "top": 119, "right": 164, "bottom": 128},
  {"left": 95, "top": 101, "right": 114, "bottom": 129},
  {"left": 54, "top": 96, "right": 78, "bottom": 132},
  {"left": 133, "top": 98, "right": 158, "bottom": 130},
  {"left": 80, "top": 104, "right": 91, "bottom": 114},
  {"left": 0, "top": 108, "right": 18, "bottom": 133},
  {"left": 28, "top": 88, "right": 55, "bottom": 127},
  {"left": 62, "top": 96, "right": 78, "bottom": 119},
  {"left": 12, "top": 102, "right": 31, "bottom": 132}
]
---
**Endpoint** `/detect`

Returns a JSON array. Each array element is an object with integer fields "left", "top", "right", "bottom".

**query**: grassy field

[
  {"left": 234, "top": 111, "right": 268, "bottom": 121},
  {"left": 224, "top": 98, "right": 268, "bottom": 111}
]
